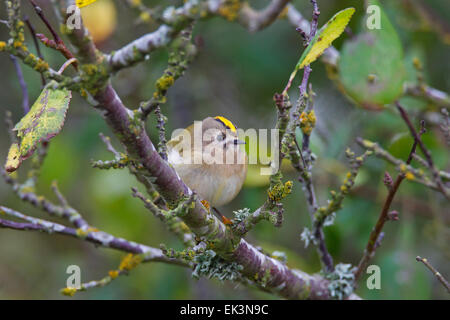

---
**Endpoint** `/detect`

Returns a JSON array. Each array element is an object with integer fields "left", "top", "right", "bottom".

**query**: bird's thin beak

[{"left": 233, "top": 139, "right": 246, "bottom": 145}]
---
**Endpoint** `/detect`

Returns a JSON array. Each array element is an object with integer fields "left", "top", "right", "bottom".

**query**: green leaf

[
  {"left": 14, "top": 81, "right": 71, "bottom": 161},
  {"left": 338, "top": 0, "right": 406, "bottom": 110},
  {"left": 285, "top": 7, "right": 355, "bottom": 93}
]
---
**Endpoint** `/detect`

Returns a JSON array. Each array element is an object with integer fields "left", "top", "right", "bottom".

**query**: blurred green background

[{"left": 0, "top": 0, "right": 449, "bottom": 299}]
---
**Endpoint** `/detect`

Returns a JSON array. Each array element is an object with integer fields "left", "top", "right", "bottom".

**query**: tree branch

[
  {"left": 405, "top": 84, "right": 450, "bottom": 108},
  {"left": 416, "top": 256, "right": 450, "bottom": 293},
  {"left": 354, "top": 116, "right": 425, "bottom": 282},
  {"left": 238, "top": 0, "right": 291, "bottom": 33},
  {"left": 0, "top": 206, "right": 187, "bottom": 267},
  {"left": 27, "top": 0, "right": 77, "bottom": 69},
  {"left": 9, "top": 54, "right": 29, "bottom": 112},
  {"left": 356, "top": 138, "right": 449, "bottom": 191},
  {"left": 48, "top": 0, "right": 347, "bottom": 300},
  {"left": 396, "top": 102, "right": 450, "bottom": 199}
]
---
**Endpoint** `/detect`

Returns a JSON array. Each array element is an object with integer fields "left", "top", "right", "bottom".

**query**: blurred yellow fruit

[
  {"left": 244, "top": 159, "right": 294, "bottom": 188},
  {"left": 81, "top": 0, "right": 117, "bottom": 43}
]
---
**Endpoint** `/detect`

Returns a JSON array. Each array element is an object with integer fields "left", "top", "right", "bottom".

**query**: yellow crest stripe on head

[
  {"left": 214, "top": 116, "right": 237, "bottom": 133},
  {"left": 76, "top": 0, "right": 98, "bottom": 8}
]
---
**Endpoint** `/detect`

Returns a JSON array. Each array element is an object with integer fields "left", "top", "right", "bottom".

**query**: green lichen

[
  {"left": 325, "top": 263, "right": 355, "bottom": 300},
  {"left": 192, "top": 250, "right": 243, "bottom": 282},
  {"left": 257, "top": 268, "right": 272, "bottom": 288},
  {"left": 79, "top": 63, "right": 109, "bottom": 95},
  {"left": 271, "top": 251, "right": 287, "bottom": 264},
  {"left": 232, "top": 208, "right": 251, "bottom": 224}
]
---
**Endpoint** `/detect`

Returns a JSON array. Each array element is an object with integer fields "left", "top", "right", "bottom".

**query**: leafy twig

[{"left": 279, "top": 0, "right": 336, "bottom": 273}]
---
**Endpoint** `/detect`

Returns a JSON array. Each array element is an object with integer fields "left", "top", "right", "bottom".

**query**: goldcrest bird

[{"left": 167, "top": 116, "right": 247, "bottom": 207}]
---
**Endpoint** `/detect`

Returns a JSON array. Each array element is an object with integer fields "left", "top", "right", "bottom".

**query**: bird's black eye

[{"left": 217, "top": 132, "right": 226, "bottom": 141}]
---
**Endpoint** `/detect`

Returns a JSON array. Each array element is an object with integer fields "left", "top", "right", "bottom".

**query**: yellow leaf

[
  {"left": 5, "top": 143, "right": 22, "bottom": 173},
  {"left": 76, "top": 0, "right": 98, "bottom": 8},
  {"left": 14, "top": 81, "right": 71, "bottom": 161},
  {"left": 299, "top": 8, "right": 355, "bottom": 69},
  {"left": 284, "top": 8, "right": 355, "bottom": 94}
]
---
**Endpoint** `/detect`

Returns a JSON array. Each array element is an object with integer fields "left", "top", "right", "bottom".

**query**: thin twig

[
  {"left": 9, "top": 55, "right": 29, "bottom": 113},
  {"left": 416, "top": 256, "right": 450, "bottom": 293},
  {"left": 0, "top": 206, "right": 187, "bottom": 267},
  {"left": 155, "top": 106, "right": 168, "bottom": 160},
  {"left": 99, "top": 133, "right": 121, "bottom": 158},
  {"left": 2, "top": 169, "right": 89, "bottom": 229},
  {"left": 28, "top": 0, "right": 61, "bottom": 42},
  {"left": 139, "top": 25, "right": 196, "bottom": 119},
  {"left": 405, "top": 84, "right": 450, "bottom": 108},
  {"left": 354, "top": 121, "right": 425, "bottom": 282},
  {"left": 24, "top": 16, "right": 46, "bottom": 86},
  {"left": 57, "top": 57, "right": 77, "bottom": 75},
  {"left": 5, "top": 111, "right": 17, "bottom": 144},
  {"left": 440, "top": 108, "right": 450, "bottom": 146},
  {"left": 238, "top": 0, "right": 291, "bottom": 33},
  {"left": 356, "top": 138, "right": 448, "bottom": 189},
  {"left": 28, "top": 0, "right": 77, "bottom": 69},
  {"left": 51, "top": 181, "right": 69, "bottom": 207},
  {"left": 290, "top": 0, "right": 334, "bottom": 273},
  {"left": 396, "top": 102, "right": 449, "bottom": 199}
]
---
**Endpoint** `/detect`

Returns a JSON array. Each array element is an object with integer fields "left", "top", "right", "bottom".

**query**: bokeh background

[{"left": 0, "top": 0, "right": 449, "bottom": 299}]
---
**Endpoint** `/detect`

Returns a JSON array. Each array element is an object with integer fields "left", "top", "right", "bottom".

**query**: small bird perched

[{"left": 167, "top": 116, "right": 247, "bottom": 207}]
